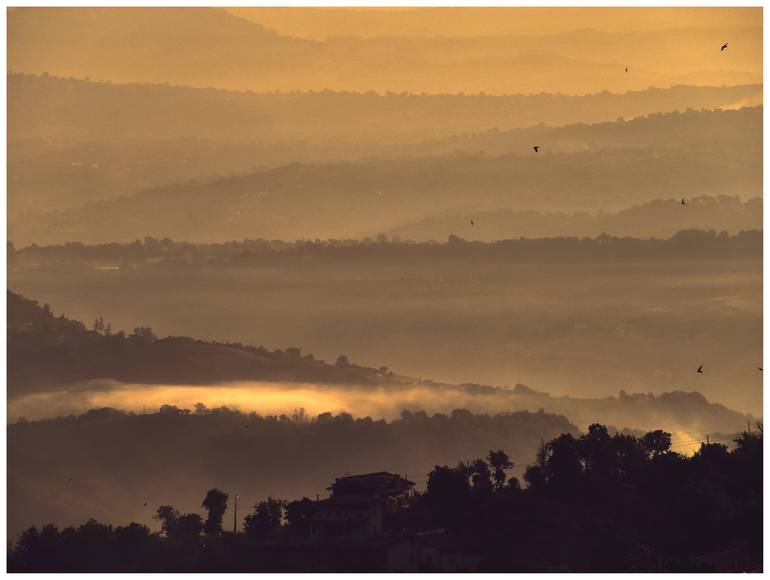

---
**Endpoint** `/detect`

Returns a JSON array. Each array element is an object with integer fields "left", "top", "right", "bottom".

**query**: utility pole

[
  {"left": 233, "top": 494, "right": 239, "bottom": 534},
  {"left": 748, "top": 420, "right": 751, "bottom": 436},
  {"left": 706, "top": 434, "right": 710, "bottom": 445}
]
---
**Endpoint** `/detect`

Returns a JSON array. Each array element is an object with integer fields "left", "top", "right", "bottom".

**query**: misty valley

[
  {"left": 5, "top": 6, "right": 763, "bottom": 574},
  {"left": 10, "top": 231, "right": 762, "bottom": 413}
]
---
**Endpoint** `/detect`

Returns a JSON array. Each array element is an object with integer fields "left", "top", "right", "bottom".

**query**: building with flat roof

[{"left": 310, "top": 472, "right": 414, "bottom": 540}]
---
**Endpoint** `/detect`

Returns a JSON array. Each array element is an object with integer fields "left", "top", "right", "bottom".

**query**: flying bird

[
  {"left": 697, "top": 365, "right": 704, "bottom": 374},
  {"left": 758, "top": 367, "right": 763, "bottom": 372},
  {"left": 681, "top": 198, "right": 687, "bottom": 205},
  {"left": 721, "top": 42, "right": 728, "bottom": 52},
  {"left": 625, "top": 66, "right": 629, "bottom": 73},
  {"left": 143, "top": 501, "right": 148, "bottom": 506},
  {"left": 533, "top": 146, "right": 540, "bottom": 153},
  {"left": 470, "top": 219, "right": 475, "bottom": 226}
]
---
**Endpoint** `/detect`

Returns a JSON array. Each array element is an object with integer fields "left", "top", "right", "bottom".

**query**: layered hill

[
  {"left": 11, "top": 74, "right": 760, "bottom": 144},
  {"left": 9, "top": 8, "right": 762, "bottom": 93},
  {"left": 8, "top": 288, "right": 756, "bottom": 433},
  {"left": 386, "top": 195, "right": 762, "bottom": 242},
  {"left": 11, "top": 151, "right": 760, "bottom": 246},
  {"left": 8, "top": 291, "right": 395, "bottom": 397},
  {"left": 7, "top": 287, "right": 757, "bottom": 539}
]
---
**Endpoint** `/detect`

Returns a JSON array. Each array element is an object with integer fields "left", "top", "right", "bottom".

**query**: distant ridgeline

[
  {"left": 7, "top": 290, "right": 396, "bottom": 395},
  {"left": 7, "top": 290, "right": 756, "bottom": 437},
  {"left": 8, "top": 228, "right": 762, "bottom": 266}
]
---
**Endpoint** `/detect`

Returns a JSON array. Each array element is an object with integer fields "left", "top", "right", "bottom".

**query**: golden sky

[
  {"left": 228, "top": 7, "right": 762, "bottom": 40},
  {"left": 7, "top": 7, "right": 763, "bottom": 95}
]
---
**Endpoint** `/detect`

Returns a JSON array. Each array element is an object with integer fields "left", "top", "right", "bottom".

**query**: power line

[
  {"left": 673, "top": 424, "right": 749, "bottom": 437},
  {"left": 669, "top": 433, "right": 744, "bottom": 449}
]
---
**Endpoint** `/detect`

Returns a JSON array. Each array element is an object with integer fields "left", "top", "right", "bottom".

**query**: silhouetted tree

[
  {"left": 425, "top": 464, "right": 471, "bottom": 520},
  {"left": 174, "top": 514, "right": 204, "bottom": 540},
  {"left": 202, "top": 489, "right": 229, "bottom": 535},
  {"left": 154, "top": 506, "right": 202, "bottom": 542},
  {"left": 243, "top": 497, "right": 286, "bottom": 538},
  {"left": 523, "top": 440, "right": 548, "bottom": 491},
  {"left": 577, "top": 423, "right": 614, "bottom": 479},
  {"left": 285, "top": 497, "right": 316, "bottom": 536},
  {"left": 154, "top": 505, "right": 179, "bottom": 537},
  {"left": 641, "top": 429, "right": 672, "bottom": 457},
  {"left": 469, "top": 458, "right": 493, "bottom": 497},
  {"left": 7, "top": 423, "right": 763, "bottom": 572},
  {"left": 487, "top": 449, "right": 514, "bottom": 491},
  {"left": 612, "top": 433, "right": 647, "bottom": 479},
  {"left": 545, "top": 433, "right": 582, "bottom": 494}
]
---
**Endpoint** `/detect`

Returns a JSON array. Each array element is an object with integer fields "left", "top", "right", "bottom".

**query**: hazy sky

[
  {"left": 228, "top": 7, "right": 761, "bottom": 39},
  {"left": 8, "top": 7, "right": 763, "bottom": 94}
]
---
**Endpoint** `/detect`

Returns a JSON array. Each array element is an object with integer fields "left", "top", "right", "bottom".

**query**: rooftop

[{"left": 328, "top": 471, "right": 415, "bottom": 495}]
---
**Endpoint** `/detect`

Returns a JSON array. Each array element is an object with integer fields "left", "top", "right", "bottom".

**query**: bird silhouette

[
  {"left": 697, "top": 365, "right": 704, "bottom": 374},
  {"left": 625, "top": 66, "right": 629, "bottom": 73},
  {"left": 721, "top": 42, "right": 728, "bottom": 52},
  {"left": 758, "top": 367, "right": 763, "bottom": 372},
  {"left": 681, "top": 198, "right": 687, "bottom": 205},
  {"left": 470, "top": 219, "right": 475, "bottom": 226},
  {"left": 143, "top": 501, "right": 148, "bottom": 506},
  {"left": 533, "top": 146, "right": 540, "bottom": 153}
]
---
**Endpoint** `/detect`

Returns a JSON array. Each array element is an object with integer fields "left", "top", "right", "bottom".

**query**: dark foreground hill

[
  {"left": 9, "top": 422, "right": 762, "bottom": 572},
  {"left": 8, "top": 406, "right": 578, "bottom": 542},
  {"left": 8, "top": 290, "right": 395, "bottom": 395},
  {"left": 7, "top": 287, "right": 755, "bottom": 435}
]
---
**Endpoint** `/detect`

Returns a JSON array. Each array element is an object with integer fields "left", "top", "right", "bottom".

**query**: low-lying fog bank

[
  {"left": 10, "top": 379, "right": 754, "bottom": 445},
  {"left": 9, "top": 394, "right": 755, "bottom": 542}
]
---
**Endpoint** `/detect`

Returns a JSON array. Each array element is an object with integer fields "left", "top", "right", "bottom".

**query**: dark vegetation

[
  {"left": 6, "top": 286, "right": 756, "bottom": 435},
  {"left": 9, "top": 424, "right": 762, "bottom": 572},
  {"left": 7, "top": 290, "right": 394, "bottom": 395},
  {"left": 9, "top": 227, "right": 762, "bottom": 267},
  {"left": 9, "top": 229, "right": 763, "bottom": 414},
  {"left": 8, "top": 405, "right": 578, "bottom": 542}
]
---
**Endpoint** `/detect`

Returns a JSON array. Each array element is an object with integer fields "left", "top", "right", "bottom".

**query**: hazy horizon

[{"left": 6, "top": 7, "right": 763, "bottom": 572}]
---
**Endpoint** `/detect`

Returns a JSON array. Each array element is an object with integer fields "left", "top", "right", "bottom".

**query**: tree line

[{"left": 9, "top": 423, "right": 762, "bottom": 572}]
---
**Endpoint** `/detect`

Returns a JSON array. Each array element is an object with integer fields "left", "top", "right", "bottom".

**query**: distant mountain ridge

[
  {"left": 10, "top": 74, "right": 761, "bottom": 142},
  {"left": 9, "top": 74, "right": 761, "bottom": 219},
  {"left": 8, "top": 8, "right": 762, "bottom": 93},
  {"left": 7, "top": 291, "right": 396, "bottom": 397},
  {"left": 11, "top": 149, "right": 760, "bottom": 245},
  {"left": 386, "top": 195, "right": 762, "bottom": 242},
  {"left": 8, "top": 289, "right": 755, "bottom": 436}
]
